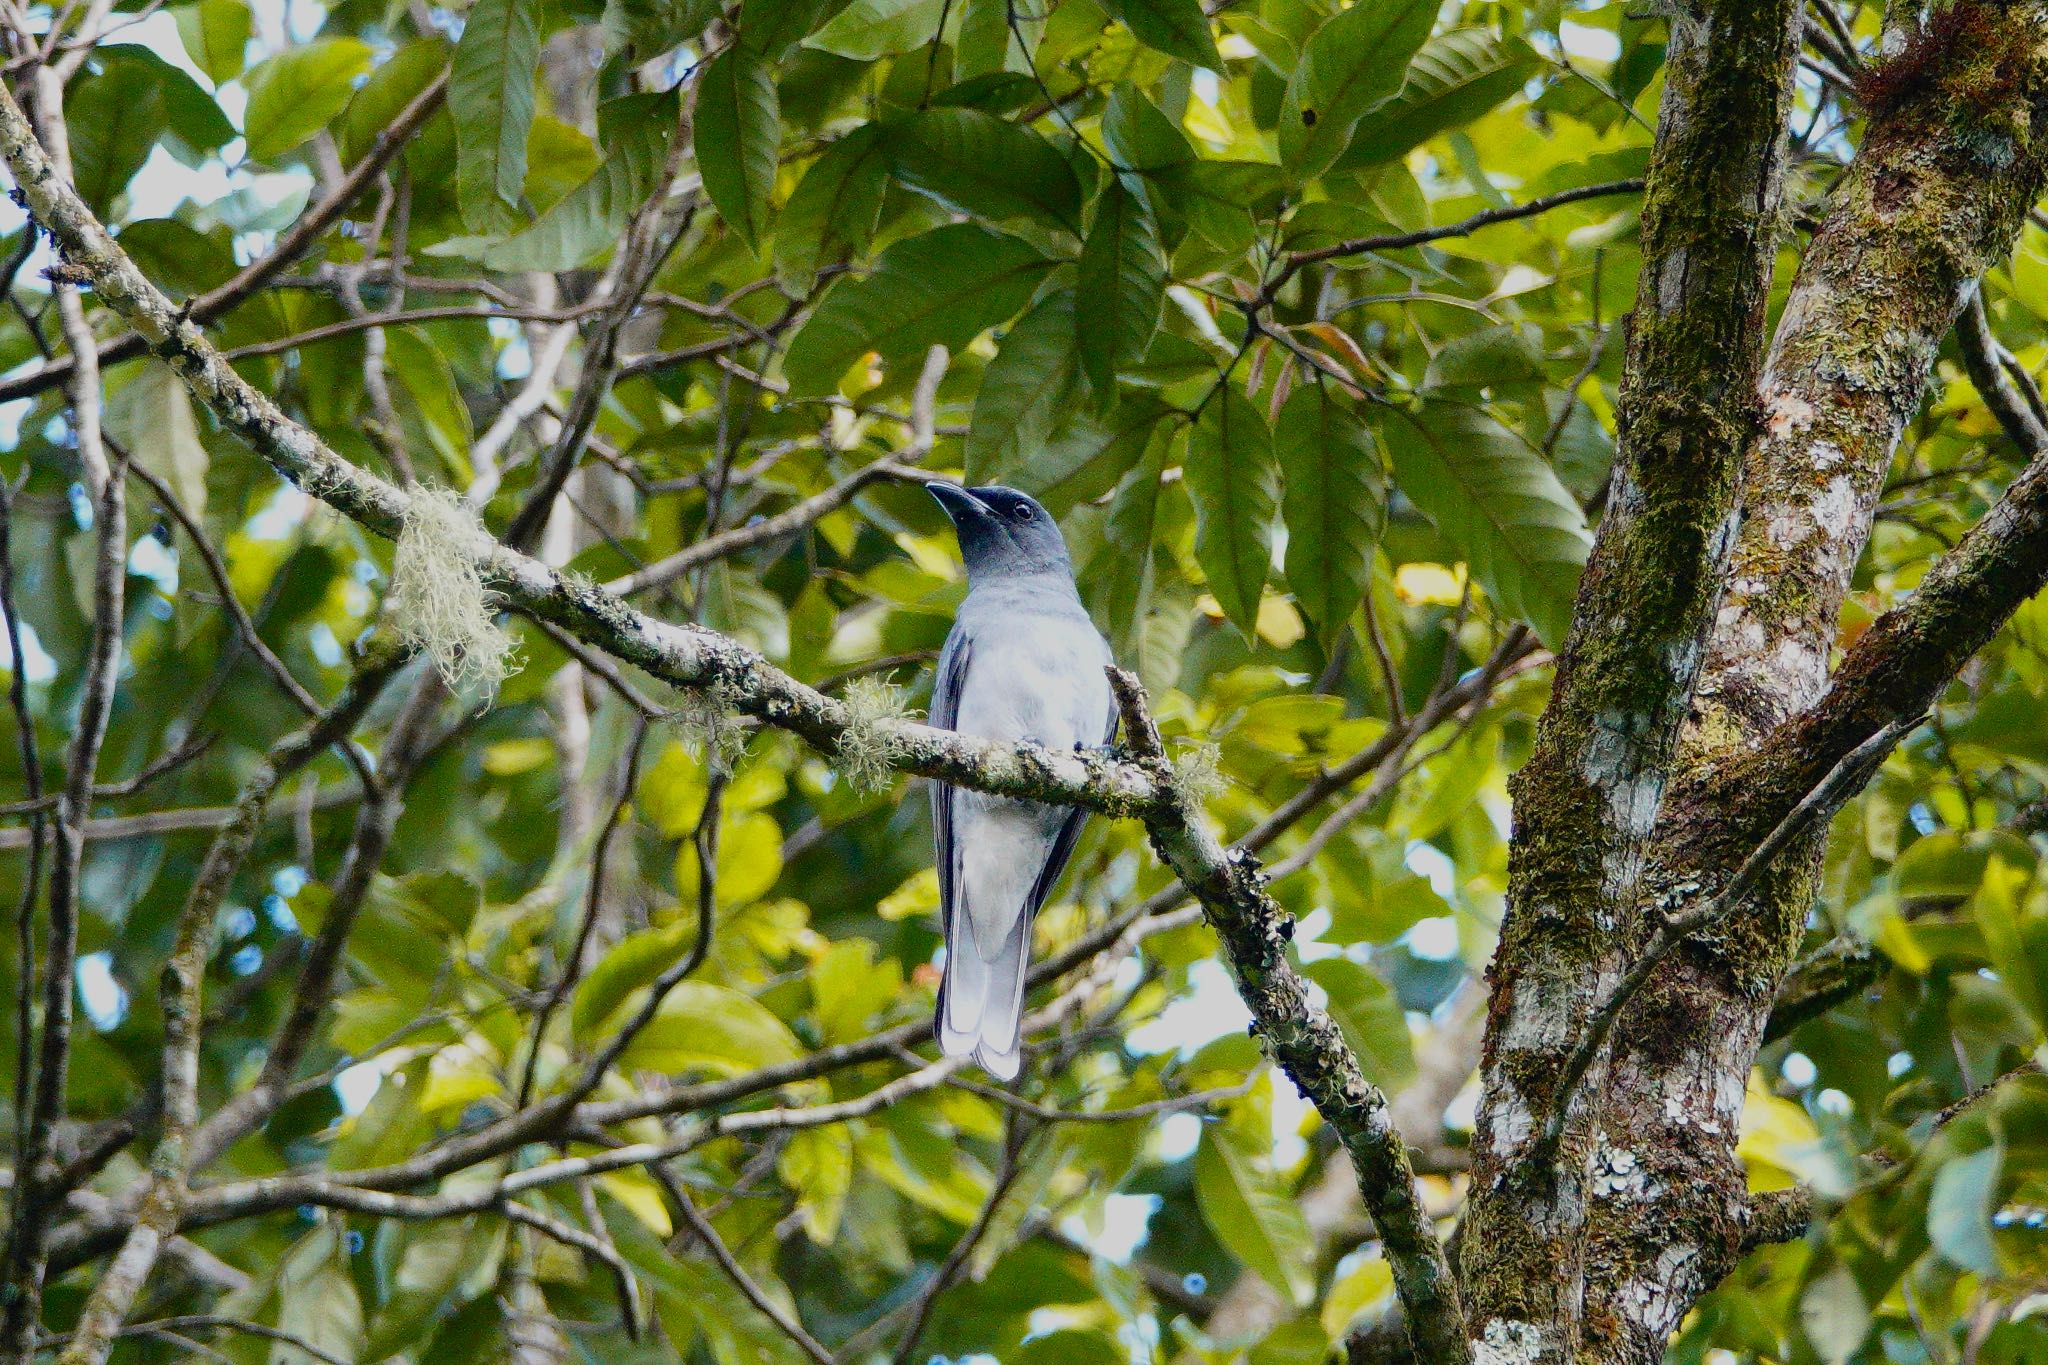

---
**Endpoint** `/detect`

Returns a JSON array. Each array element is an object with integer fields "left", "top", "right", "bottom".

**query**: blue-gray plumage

[{"left": 927, "top": 484, "right": 1116, "bottom": 1080}]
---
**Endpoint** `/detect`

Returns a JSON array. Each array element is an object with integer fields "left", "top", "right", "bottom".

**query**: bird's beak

[{"left": 927, "top": 482, "right": 992, "bottom": 527}]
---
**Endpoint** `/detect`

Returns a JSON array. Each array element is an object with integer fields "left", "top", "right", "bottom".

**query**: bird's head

[{"left": 927, "top": 483, "right": 1072, "bottom": 581}]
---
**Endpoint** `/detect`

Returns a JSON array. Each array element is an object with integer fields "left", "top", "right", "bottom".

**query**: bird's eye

[{"left": 1013, "top": 504, "right": 1034, "bottom": 521}]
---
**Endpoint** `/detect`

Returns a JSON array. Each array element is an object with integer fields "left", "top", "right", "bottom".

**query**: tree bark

[{"left": 1461, "top": 0, "right": 1802, "bottom": 1357}]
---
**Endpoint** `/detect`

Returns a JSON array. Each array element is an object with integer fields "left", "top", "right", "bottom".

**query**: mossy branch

[{"left": 1107, "top": 668, "right": 1470, "bottom": 1365}]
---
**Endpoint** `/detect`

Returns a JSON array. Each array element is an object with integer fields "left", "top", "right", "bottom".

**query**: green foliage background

[{"left": 6, "top": 0, "right": 2048, "bottom": 1359}]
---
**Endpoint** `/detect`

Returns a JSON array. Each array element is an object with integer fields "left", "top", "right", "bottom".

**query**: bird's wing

[
  {"left": 1020, "top": 686, "right": 1120, "bottom": 923},
  {"left": 929, "top": 621, "right": 971, "bottom": 993}
]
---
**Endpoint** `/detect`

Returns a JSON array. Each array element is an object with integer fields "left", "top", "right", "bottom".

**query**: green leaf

[
  {"left": 1799, "top": 1263, "right": 1870, "bottom": 1365},
  {"left": 1302, "top": 958, "right": 1414, "bottom": 1090},
  {"left": 1338, "top": 29, "right": 1540, "bottom": 170},
  {"left": 696, "top": 46, "right": 781, "bottom": 249},
  {"left": 1383, "top": 403, "right": 1592, "bottom": 649},
  {"left": 1927, "top": 1142, "right": 2002, "bottom": 1275},
  {"left": 67, "top": 50, "right": 234, "bottom": 214},
  {"left": 776, "top": 124, "right": 890, "bottom": 287},
  {"left": 1102, "top": 0, "right": 1221, "bottom": 69},
  {"left": 570, "top": 921, "right": 697, "bottom": 1041},
  {"left": 606, "top": 0, "right": 722, "bottom": 58},
  {"left": 778, "top": 1128, "right": 854, "bottom": 1243},
  {"left": 1970, "top": 857, "right": 2048, "bottom": 1036},
  {"left": 1013, "top": 394, "right": 1170, "bottom": 515},
  {"left": 804, "top": 0, "right": 948, "bottom": 60},
  {"left": 1102, "top": 82, "right": 1194, "bottom": 173},
  {"left": 889, "top": 108, "right": 1084, "bottom": 233},
  {"left": 276, "top": 1224, "right": 366, "bottom": 1365},
  {"left": 65, "top": 62, "right": 163, "bottom": 220},
  {"left": 338, "top": 39, "right": 450, "bottom": 166},
  {"left": 1194, "top": 1126, "right": 1315, "bottom": 1306},
  {"left": 430, "top": 93, "right": 676, "bottom": 271},
  {"left": 1075, "top": 179, "right": 1167, "bottom": 398},
  {"left": 1277, "top": 386, "right": 1384, "bottom": 640},
  {"left": 451, "top": 0, "right": 540, "bottom": 232},
  {"left": 1184, "top": 389, "right": 1278, "bottom": 635},
  {"left": 174, "top": 0, "right": 252, "bottom": 84},
  {"left": 615, "top": 981, "right": 805, "bottom": 1075},
  {"left": 782, "top": 223, "right": 1054, "bottom": 397},
  {"left": 1423, "top": 324, "right": 1545, "bottom": 392},
  {"left": 1082, "top": 434, "right": 1168, "bottom": 658},
  {"left": 107, "top": 360, "right": 208, "bottom": 520},
  {"left": 244, "top": 37, "right": 373, "bottom": 163},
  {"left": 966, "top": 286, "right": 1085, "bottom": 485},
  {"left": 739, "top": 0, "right": 841, "bottom": 58},
  {"left": 1279, "top": 0, "right": 1438, "bottom": 181}
]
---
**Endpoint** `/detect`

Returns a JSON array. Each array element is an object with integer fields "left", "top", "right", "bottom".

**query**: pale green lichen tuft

[
  {"left": 671, "top": 677, "right": 747, "bottom": 775},
  {"left": 1171, "top": 741, "right": 1227, "bottom": 806},
  {"left": 837, "top": 676, "right": 913, "bottom": 793},
  {"left": 391, "top": 487, "right": 519, "bottom": 696}
]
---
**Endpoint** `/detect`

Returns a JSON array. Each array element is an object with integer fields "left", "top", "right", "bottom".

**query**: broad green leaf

[
  {"left": 337, "top": 39, "right": 448, "bottom": 166},
  {"left": 778, "top": 1128, "right": 854, "bottom": 1243},
  {"left": 889, "top": 108, "right": 1083, "bottom": 233},
  {"left": 107, "top": 360, "right": 208, "bottom": 519},
  {"left": 810, "top": 937, "right": 903, "bottom": 1041},
  {"left": 1799, "top": 1263, "right": 1870, "bottom": 1365},
  {"left": 1194, "top": 1127, "right": 1314, "bottom": 1306},
  {"left": 1970, "top": 857, "right": 2048, "bottom": 1035},
  {"left": 276, "top": 1224, "right": 366, "bottom": 1364},
  {"left": 1302, "top": 958, "right": 1414, "bottom": 1089},
  {"left": 1102, "top": 81, "right": 1194, "bottom": 174},
  {"left": 782, "top": 223, "right": 1054, "bottom": 397},
  {"left": 1184, "top": 389, "right": 1278, "bottom": 634},
  {"left": 362, "top": 1217, "right": 507, "bottom": 1360},
  {"left": 1103, "top": 0, "right": 1221, "bottom": 69},
  {"left": 386, "top": 326, "right": 473, "bottom": 466},
  {"left": 1383, "top": 403, "right": 1592, "bottom": 649},
  {"left": 1075, "top": 179, "right": 1167, "bottom": 398},
  {"left": 1894, "top": 829, "right": 2036, "bottom": 899},
  {"left": 451, "top": 0, "right": 540, "bottom": 232},
  {"left": 739, "top": 0, "right": 841, "bottom": 57},
  {"left": 1339, "top": 29, "right": 1540, "bottom": 169},
  {"left": 430, "top": 93, "right": 676, "bottom": 271},
  {"left": 1279, "top": 0, "right": 1438, "bottom": 181},
  {"left": 174, "top": 0, "right": 252, "bottom": 84},
  {"left": 614, "top": 980, "right": 804, "bottom": 1074},
  {"left": 1277, "top": 386, "right": 1384, "bottom": 640},
  {"left": 804, "top": 0, "right": 948, "bottom": 59},
  {"left": 68, "top": 50, "right": 233, "bottom": 214},
  {"left": 571, "top": 920, "right": 699, "bottom": 1042},
  {"left": 1423, "top": 324, "right": 1545, "bottom": 392},
  {"left": 966, "top": 287, "right": 1085, "bottom": 485},
  {"left": 1927, "top": 1142, "right": 2002, "bottom": 1274},
  {"left": 696, "top": 46, "right": 780, "bottom": 249},
  {"left": 244, "top": 37, "right": 373, "bottom": 162},
  {"left": 606, "top": 0, "right": 722, "bottom": 58},
  {"left": 1012, "top": 394, "right": 1170, "bottom": 514},
  {"left": 1080, "top": 430, "right": 1168, "bottom": 658},
  {"left": 776, "top": 124, "right": 890, "bottom": 286}
]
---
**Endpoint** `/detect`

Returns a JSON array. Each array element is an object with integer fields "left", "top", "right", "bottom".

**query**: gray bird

[{"left": 927, "top": 484, "right": 1116, "bottom": 1080}]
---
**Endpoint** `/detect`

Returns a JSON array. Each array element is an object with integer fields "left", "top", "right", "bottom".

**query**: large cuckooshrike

[{"left": 926, "top": 484, "right": 1116, "bottom": 1080}]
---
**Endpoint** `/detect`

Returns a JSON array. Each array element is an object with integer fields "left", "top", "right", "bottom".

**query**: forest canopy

[{"left": 3, "top": 0, "right": 2048, "bottom": 1362}]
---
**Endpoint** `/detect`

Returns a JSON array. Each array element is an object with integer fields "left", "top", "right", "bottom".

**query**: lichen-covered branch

[{"left": 1107, "top": 669, "right": 1469, "bottom": 1365}]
